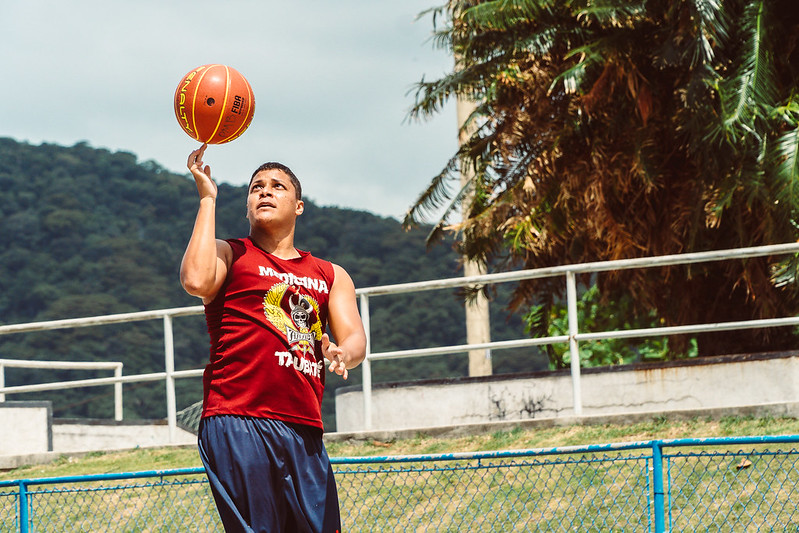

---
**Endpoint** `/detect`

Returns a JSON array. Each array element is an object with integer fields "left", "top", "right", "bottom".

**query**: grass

[
  {"left": 0, "top": 447, "right": 202, "bottom": 482},
  {"left": 2, "top": 415, "right": 797, "bottom": 482},
  {"left": 327, "top": 414, "right": 799, "bottom": 457}
]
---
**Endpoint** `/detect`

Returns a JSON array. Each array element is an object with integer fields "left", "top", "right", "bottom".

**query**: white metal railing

[
  {"left": 0, "top": 359, "right": 124, "bottom": 420},
  {"left": 354, "top": 242, "right": 799, "bottom": 428},
  {"left": 0, "top": 243, "right": 798, "bottom": 440},
  {"left": 0, "top": 307, "right": 204, "bottom": 442}
]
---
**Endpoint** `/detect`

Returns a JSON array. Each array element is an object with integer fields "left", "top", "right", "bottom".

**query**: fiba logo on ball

[{"left": 174, "top": 64, "right": 255, "bottom": 144}]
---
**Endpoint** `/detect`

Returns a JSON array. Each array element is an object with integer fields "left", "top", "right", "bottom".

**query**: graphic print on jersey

[{"left": 262, "top": 282, "right": 323, "bottom": 358}]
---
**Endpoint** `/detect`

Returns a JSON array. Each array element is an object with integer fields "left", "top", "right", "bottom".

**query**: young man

[{"left": 180, "top": 143, "right": 366, "bottom": 533}]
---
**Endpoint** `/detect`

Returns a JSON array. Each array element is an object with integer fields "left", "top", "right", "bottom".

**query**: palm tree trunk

[{"left": 457, "top": 94, "right": 492, "bottom": 376}]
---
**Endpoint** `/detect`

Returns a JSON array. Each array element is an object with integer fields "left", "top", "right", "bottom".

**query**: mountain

[{"left": 0, "top": 138, "right": 542, "bottom": 429}]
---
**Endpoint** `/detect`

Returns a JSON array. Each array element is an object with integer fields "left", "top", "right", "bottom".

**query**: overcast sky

[{"left": 1, "top": 0, "right": 458, "bottom": 220}]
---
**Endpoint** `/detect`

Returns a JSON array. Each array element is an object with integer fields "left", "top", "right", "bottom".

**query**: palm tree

[{"left": 405, "top": 0, "right": 799, "bottom": 363}]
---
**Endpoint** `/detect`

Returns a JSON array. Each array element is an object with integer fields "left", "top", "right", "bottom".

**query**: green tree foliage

[
  {"left": 0, "top": 138, "right": 533, "bottom": 429},
  {"left": 405, "top": 0, "right": 799, "bottom": 363},
  {"left": 525, "top": 284, "right": 698, "bottom": 369}
]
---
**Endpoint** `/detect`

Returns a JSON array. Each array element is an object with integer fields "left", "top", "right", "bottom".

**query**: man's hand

[
  {"left": 322, "top": 333, "right": 349, "bottom": 380},
  {"left": 187, "top": 143, "right": 217, "bottom": 200}
]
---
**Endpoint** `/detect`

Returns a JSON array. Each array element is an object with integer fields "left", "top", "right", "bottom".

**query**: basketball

[{"left": 174, "top": 64, "right": 255, "bottom": 144}]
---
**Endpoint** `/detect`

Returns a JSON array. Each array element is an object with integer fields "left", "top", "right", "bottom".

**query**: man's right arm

[{"left": 179, "top": 144, "right": 231, "bottom": 304}]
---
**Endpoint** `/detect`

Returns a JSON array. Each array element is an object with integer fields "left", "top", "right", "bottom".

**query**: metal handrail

[
  {"left": 0, "top": 306, "right": 204, "bottom": 335},
  {"left": 0, "top": 359, "right": 124, "bottom": 420},
  {"left": 0, "top": 242, "right": 797, "bottom": 440}
]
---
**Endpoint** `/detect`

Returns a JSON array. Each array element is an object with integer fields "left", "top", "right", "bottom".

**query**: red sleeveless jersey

[{"left": 202, "top": 237, "right": 336, "bottom": 429}]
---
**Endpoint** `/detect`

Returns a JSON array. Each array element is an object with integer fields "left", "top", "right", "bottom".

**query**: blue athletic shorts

[{"left": 198, "top": 415, "right": 341, "bottom": 533}]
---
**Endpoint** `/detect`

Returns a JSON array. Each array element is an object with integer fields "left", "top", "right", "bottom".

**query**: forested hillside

[{"left": 0, "top": 138, "right": 540, "bottom": 429}]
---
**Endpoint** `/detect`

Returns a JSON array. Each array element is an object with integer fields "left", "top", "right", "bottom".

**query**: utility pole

[{"left": 457, "top": 95, "right": 493, "bottom": 377}]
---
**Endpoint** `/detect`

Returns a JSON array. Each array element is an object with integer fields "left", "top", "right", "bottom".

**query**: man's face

[{"left": 246, "top": 169, "right": 304, "bottom": 227}]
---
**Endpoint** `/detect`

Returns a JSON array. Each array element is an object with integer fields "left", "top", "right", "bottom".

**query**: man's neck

[{"left": 249, "top": 230, "right": 299, "bottom": 260}]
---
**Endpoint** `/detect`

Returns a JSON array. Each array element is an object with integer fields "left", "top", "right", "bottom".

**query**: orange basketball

[{"left": 174, "top": 64, "right": 255, "bottom": 144}]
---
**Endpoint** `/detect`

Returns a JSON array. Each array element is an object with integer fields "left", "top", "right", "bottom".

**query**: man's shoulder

[{"left": 215, "top": 238, "right": 250, "bottom": 269}]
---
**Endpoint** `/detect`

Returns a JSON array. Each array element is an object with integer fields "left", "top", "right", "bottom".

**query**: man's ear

[{"left": 296, "top": 200, "right": 305, "bottom": 216}]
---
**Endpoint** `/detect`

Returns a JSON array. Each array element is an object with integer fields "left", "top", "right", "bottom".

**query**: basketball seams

[
  {"left": 190, "top": 65, "right": 217, "bottom": 142},
  {"left": 207, "top": 64, "right": 229, "bottom": 143}
]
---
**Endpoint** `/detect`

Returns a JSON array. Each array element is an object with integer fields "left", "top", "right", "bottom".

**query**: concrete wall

[
  {"left": 0, "top": 418, "right": 196, "bottom": 470},
  {"left": 335, "top": 352, "right": 799, "bottom": 432},
  {"left": 0, "top": 401, "right": 52, "bottom": 456},
  {"left": 52, "top": 420, "right": 196, "bottom": 453}
]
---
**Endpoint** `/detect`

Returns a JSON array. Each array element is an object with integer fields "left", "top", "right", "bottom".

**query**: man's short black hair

[{"left": 250, "top": 162, "right": 302, "bottom": 200}]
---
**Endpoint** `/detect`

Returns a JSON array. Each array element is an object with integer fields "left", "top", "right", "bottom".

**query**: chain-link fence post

[
  {"left": 652, "top": 440, "right": 666, "bottom": 533},
  {"left": 18, "top": 480, "right": 29, "bottom": 533}
]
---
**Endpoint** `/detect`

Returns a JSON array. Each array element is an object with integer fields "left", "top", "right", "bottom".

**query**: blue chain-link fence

[{"left": 1, "top": 435, "right": 797, "bottom": 532}]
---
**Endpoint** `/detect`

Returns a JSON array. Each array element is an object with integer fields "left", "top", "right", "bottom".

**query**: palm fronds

[{"left": 405, "top": 0, "right": 799, "bottom": 356}]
